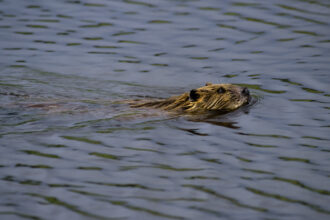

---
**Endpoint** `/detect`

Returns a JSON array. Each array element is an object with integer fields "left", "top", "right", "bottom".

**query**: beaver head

[
  {"left": 131, "top": 83, "right": 251, "bottom": 114},
  {"left": 186, "top": 83, "right": 251, "bottom": 113}
]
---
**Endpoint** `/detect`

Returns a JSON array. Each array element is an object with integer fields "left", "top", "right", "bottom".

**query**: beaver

[
  {"left": 2, "top": 83, "right": 251, "bottom": 117},
  {"left": 131, "top": 83, "right": 251, "bottom": 114}
]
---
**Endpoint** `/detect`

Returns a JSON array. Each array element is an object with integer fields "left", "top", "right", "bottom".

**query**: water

[{"left": 1, "top": 0, "right": 330, "bottom": 219}]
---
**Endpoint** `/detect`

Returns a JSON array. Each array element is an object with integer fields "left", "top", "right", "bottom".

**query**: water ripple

[{"left": 1, "top": 0, "right": 330, "bottom": 219}]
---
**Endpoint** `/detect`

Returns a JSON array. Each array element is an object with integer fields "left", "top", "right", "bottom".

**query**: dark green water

[{"left": 1, "top": 0, "right": 330, "bottom": 219}]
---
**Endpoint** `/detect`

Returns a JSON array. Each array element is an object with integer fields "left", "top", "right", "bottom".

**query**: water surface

[{"left": 1, "top": 0, "right": 330, "bottom": 219}]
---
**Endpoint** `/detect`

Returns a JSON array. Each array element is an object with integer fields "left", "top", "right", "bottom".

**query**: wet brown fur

[{"left": 131, "top": 83, "right": 250, "bottom": 114}]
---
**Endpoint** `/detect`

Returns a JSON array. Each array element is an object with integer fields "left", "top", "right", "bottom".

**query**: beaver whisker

[{"left": 207, "top": 98, "right": 220, "bottom": 109}]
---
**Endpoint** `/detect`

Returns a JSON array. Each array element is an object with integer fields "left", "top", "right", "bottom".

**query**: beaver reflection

[{"left": 132, "top": 83, "right": 251, "bottom": 114}]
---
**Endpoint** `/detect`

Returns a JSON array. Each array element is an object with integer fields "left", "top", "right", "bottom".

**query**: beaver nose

[{"left": 242, "top": 87, "right": 250, "bottom": 96}]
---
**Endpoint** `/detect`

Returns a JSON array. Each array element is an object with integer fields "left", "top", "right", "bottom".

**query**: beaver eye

[{"left": 217, "top": 87, "right": 226, "bottom": 94}]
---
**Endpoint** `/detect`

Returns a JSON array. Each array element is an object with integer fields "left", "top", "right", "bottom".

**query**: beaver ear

[
  {"left": 205, "top": 82, "right": 212, "bottom": 86},
  {"left": 189, "top": 89, "right": 200, "bottom": 101}
]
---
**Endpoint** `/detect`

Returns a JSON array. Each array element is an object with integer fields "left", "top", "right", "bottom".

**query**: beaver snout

[
  {"left": 241, "top": 87, "right": 251, "bottom": 104},
  {"left": 241, "top": 87, "right": 250, "bottom": 96}
]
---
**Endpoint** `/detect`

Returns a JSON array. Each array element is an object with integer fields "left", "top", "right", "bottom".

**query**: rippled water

[{"left": 1, "top": 0, "right": 330, "bottom": 219}]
